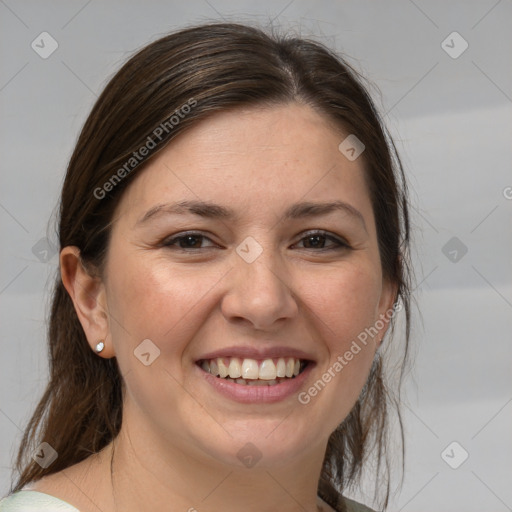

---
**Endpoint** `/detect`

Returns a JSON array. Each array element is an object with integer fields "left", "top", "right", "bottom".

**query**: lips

[
  {"left": 195, "top": 346, "right": 315, "bottom": 400},
  {"left": 196, "top": 359, "right": 314, "bottom": 404},
  {"left": 197, "top": 346, "right": 316, "bottom": 362}
]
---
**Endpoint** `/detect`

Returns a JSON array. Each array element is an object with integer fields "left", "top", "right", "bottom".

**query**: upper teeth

[{"left": 200, "top": 357, "right": 302, "bottom": 380}]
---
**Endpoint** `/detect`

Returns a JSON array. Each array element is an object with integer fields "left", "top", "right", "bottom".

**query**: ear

[
  {"left": 60, "top": 246, "right": 114, "bottom": 358},
  {"left": 375, "top": 277, "right": 400, "bottom": 350}
]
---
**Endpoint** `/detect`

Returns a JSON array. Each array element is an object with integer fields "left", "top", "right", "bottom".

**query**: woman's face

[{"left": 102, "top": 102, "right": 395, "bottom": 468}]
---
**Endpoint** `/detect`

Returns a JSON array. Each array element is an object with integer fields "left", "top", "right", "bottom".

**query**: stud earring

[{"left": 95, "top": 341, "right": 105, "bottom": 353}]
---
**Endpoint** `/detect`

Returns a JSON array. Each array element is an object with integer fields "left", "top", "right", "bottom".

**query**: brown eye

[
  {"left": 162, "top": 232, "right": 216, "bottom": 250},
  {"left": 175, "top": 235, "right": 204, "bottom": 249},
  {"left": 295, "top": 231, "right": 349, "bottom": 251}
]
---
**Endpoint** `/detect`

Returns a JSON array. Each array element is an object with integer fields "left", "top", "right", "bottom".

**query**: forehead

[{"left": 115, "top": 102, "right": 373, "bottom": 226}]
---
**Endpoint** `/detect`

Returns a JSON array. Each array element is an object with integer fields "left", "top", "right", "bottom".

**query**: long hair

[{"left": 12, "top": 22, "right": 412, "bottom": 510}]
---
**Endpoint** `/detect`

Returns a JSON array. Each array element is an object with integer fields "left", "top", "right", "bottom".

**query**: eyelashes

[
  {"left": 162, "top": 232, "right": 215, "bottom": 250},
  {"left": 295, "top": 231, "right": 350, "bottom": 251},
  {"left": 160, "top": 230, "right": 351, "bottom": 252}
]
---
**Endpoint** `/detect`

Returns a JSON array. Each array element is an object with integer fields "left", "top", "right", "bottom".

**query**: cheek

[
  {"left": 103, "top": 253, "right": 218, "bottom": 429},
  {"left": 296, "top": 262, "right": 382, "bottom": 417},
  {"left": 297, "top": 260, "right": 382, "bottom": 347},
  {"left": 104, "top": 252, "right": 225, "bottom": 368}
]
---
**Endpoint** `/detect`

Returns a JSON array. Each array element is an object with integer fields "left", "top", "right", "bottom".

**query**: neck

[{"left": 107, "top": 415, "right": 328, "bottom": 512}]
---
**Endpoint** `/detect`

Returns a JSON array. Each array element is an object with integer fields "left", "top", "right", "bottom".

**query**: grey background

[{"left": 1, "top": 1, "right": 511, "bottom": 510}]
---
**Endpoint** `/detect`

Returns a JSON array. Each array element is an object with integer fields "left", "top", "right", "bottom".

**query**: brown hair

[{"left": 12, "top": 22, "right": 412, "bottom": 510}]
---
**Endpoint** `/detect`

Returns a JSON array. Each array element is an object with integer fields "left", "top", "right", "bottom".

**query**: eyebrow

[{"left": 137, "top": 199, "right": 367, "bottom": 232}]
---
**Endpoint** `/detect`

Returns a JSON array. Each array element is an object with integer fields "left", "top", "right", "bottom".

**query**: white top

[
  {"left": 0, "top": 490, "right": 337, "bottom": 511},
  {"left": 0, "top": 490, "right": 79, "bottom": 511}
]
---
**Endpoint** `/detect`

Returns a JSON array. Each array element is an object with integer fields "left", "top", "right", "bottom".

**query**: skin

[{"left": 34, "top": 102, "right": 396, "bottom": 512}]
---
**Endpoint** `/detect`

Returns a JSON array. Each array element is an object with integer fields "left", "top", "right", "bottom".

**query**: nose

[{"left": 221, "top": 248, "right": 299, "bottom": 331}]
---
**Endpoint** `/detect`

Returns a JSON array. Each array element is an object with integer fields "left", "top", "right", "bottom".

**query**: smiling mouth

[{"left": 196, "top": 356, "right": 310, "bottom": 386}]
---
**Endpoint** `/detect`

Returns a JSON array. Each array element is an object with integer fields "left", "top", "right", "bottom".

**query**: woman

[{"left": 1, "top": 22, "right": 411, "bottom": 512}]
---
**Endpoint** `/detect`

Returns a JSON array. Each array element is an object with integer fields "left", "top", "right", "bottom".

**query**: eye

[
  {"left": 294, "top": 230, "right": 349, "bottom": 251},
  {"left": 161, "top": 232, "right": 216, "bottom": 250},
  {"left": 160, "top": 230, "right": 350, "bottom": 252}
]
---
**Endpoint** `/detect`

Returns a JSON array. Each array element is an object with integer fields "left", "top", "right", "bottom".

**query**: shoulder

[
  {"left": 0, "top": 490, "right": 80, "bottom": 511},
  {"left": 341, "top": 495, "right": 378, "bottom": 512},
  {"left": 14, "top": 448, "right": 113, "bottom": 512},
  {"left": 319, "top": 491, "right": 377, "bottom": 512}
]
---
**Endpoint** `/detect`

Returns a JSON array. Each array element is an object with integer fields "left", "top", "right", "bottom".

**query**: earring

[{"left": 95, "top": 341, "right": 105, "bottom": 353}]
